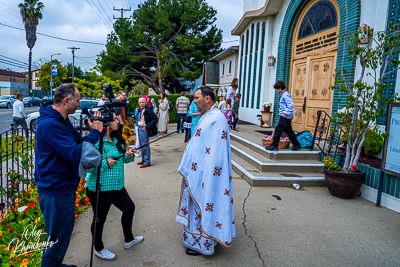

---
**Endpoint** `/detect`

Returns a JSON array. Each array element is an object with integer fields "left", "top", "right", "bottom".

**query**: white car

[
  {"left": 0, "top": 95, "right": 17, "bottom": 109},
  {"left": 26, "top": 100, "right": 99, "bottom": 131}
]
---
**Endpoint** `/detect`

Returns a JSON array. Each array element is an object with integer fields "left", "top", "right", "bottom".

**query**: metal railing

[
  {"left": 312, "top": 110, "right": 347, "bottom": 167},
  {"left": 0, "top": 124, "right": 36, "bottom": 211}
]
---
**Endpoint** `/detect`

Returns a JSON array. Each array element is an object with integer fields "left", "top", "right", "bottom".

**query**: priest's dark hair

[{"left": 199, "top": 86, "right": 215, "bottom": 102}]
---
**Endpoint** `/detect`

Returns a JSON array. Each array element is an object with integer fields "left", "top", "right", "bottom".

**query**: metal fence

[
  {"left": 0, "top": 124, "right": 36, "bottom": 212},
  {"left": 312, "top": 110, "right": 347, "bottom": 167}
]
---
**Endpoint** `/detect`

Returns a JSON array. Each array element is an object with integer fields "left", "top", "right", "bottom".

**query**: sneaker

[
  {"left": 94, "top": 248, "right": 116, "bottom": 261},
  {"left": 124, "top": 236, "right": 144, "bottom": 249},
  {"left": 265, "top": 146, "right": 278, "bottom": 151},
  {"left": 232, "top": 128, "right": 239, "bottom": 132}
]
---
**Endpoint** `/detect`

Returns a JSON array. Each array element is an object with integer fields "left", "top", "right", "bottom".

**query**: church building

[{"left": 232, "top": 0, "right": 400, "bottom": 130}]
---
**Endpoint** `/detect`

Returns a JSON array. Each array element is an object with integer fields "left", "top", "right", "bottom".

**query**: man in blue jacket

[
  {"left": 265, "top": 81, "right": 301, "bottom": 151},
  {"left": 135, "top": 97, "right": 158, "bottom": 168},
  {"left": 35, "top": 83, "right": 103, "bottom": 267}
]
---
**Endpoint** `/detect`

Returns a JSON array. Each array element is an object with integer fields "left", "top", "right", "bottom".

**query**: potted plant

[
  {"left": 325, "top": 26, "right": 400, "bottom": 198},
  {"left": 262, "top": 102, "right": 272, "bottom": 112}
]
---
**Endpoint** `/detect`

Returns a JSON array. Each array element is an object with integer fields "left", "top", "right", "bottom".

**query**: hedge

[{"left": 128, "top": 94, "right": 193, "bottom": 123}]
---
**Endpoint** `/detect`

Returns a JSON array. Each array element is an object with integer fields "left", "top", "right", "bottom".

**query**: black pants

[
  {"left": 177, "top": 113, "right": 187, "bottom": 133},
  {"left": 271, "top": 117, "right": 300, "bottom": 147},
  {"left": 87, "top": 187, "right": 135, "bottom": 251},
  {"left": 231, "top": 113, "right": 239, "bottom": 129}
]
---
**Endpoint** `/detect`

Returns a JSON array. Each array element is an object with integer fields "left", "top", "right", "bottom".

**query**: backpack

[
  {"left": 296, "top": 131, "right": 314, "bottom": 149},
  {"left": 168, "top": 99, "right": 173, "bottom": 113}
]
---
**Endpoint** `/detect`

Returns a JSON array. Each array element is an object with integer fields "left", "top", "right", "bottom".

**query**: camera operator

[
  {"left": 35, "top": 83, "right": 103, "bottom": 267},
  {"left": 113, "top": 90, "right": 127, "bottom": 136},
  {"left": 85, "top": 111, "right": 143, "bottom": 261}
]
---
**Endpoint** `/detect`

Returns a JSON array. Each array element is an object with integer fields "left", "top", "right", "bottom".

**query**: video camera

[{"left": 82, "top": 83, "right": 125, "bottom": 126}]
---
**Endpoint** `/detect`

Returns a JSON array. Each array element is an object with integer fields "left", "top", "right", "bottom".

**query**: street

[{"left": 0, "top": 106, "right": 39, "bottom": 133}]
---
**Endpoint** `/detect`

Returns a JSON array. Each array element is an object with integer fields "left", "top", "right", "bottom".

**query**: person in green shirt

[{"left": 85, "top": 112, "right": 143, "bottom": 261}]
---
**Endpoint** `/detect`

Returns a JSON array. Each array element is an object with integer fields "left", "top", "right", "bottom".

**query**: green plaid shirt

[{"left": 85, "top": 137, "right": 135, "bottom": 192}]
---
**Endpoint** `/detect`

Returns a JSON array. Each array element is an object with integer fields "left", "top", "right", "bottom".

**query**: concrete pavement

[{"left": 64, "top": 126, "right": 400, "bottom": 267}]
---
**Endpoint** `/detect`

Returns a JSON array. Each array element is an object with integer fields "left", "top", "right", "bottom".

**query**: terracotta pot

[
  {"left": 323, "top": 167, "right": 365, "bottom": 199},
  {"left": 263, "top": 107, "right": 270, "bottom": 112}
]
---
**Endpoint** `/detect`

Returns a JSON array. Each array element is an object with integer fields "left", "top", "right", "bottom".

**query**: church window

[{"left": 297, "top": 0, "right": 337, "bottom": 40}]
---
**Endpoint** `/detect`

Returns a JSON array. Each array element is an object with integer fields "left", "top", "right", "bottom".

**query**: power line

[
  {"left": 87, "top": 0, "right": 113, "bottom": 30},
  {"left": 113, "top": 6, "right": 131, "bottom": 19},
  {"left": 0, "top": 59, "right": 27, "bottom": 69},
  {"left": 95, "top": 0, "right": 114, "bottom": 26},
  {"left": 76, "top": 56, "right": 96, "bottom": 65},
  {"left": 0, "top": 22, "right": 106, "bottom": 45},
  {"left": 0, "top": 54, "right": 28, "bottom": 65}
]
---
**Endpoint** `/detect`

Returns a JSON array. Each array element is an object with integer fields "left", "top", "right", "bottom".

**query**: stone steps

[{"left": 230, "top": 133, "right": 325, "bottom": 187}]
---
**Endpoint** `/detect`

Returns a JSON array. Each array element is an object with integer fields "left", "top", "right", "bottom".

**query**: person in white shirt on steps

[{"left": 12, "top": 94, "right": 29, "bottom": 140}]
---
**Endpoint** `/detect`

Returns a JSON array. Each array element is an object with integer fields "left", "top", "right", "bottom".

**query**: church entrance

[{"left": 289, "top": 0, "right": 340, "bottom": 132}]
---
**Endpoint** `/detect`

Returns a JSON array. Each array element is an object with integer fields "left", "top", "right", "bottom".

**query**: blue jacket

[
  {"left": 34, "top": 107, "right": 101, "bottom": 196},
  {"left": 135, "top": 105, "right": 158, "bottom": 137}
]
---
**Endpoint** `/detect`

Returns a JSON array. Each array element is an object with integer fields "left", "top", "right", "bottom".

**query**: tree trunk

[
  {"left": 156, "top": 58, "right": 164, "bottom": 93},
  {"left": 28, "top": 48, "right": 32, "bottom": 96}
]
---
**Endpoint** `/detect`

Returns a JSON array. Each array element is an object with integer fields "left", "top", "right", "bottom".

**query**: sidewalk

[{"left": 65, "top": 126, "right": 400, "bottom": 266}]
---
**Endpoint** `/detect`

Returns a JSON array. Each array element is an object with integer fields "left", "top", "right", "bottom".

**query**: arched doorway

[{"left": 289, "top": 0, "right": 340, "bottom": 132}]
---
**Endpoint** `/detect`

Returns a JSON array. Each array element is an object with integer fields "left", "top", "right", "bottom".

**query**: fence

[
  {"left": 0, "top": 124, "right": 36, "bottom": 212},
  {"left": 312, "top": 110, "right": 347, "bottom": 167}
]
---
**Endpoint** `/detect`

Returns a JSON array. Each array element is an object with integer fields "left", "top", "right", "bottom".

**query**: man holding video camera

[{"left": 35, "top": 83, "right": 104, "bottom": 267}]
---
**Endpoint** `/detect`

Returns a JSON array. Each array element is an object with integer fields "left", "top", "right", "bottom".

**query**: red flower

[
  {"left": 77, "top": 187, "right": 82, "bottom": 192},
  {"left": 9, "top": 227, "right": 13, "bottom": 233},
  {"left": 350, "top": 165, "right": 358, "bottom": 172},
  {"left": 29, "top": 202, "right": 36, "bottom": 208},
  {"left": 36, "top": 196, "right": 39, "bottom": 201},
  {"left": 74, "top": 215, "right": 78, "bottom": 219}
]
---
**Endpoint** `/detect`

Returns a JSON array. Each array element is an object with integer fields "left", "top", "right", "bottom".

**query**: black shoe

[
  {"left": 291, "top": 145, "right": 301, "bottom": 151},
  {"left": 265, "top": 146, "right": 278, "bottom": 151},
  {"left": 186, "top": 248, "right": 202, "bottom": 256}
]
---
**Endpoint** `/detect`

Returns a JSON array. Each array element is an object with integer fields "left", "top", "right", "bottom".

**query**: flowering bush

[
  {"left": 122, "top": 118, "right": 136, "bottom": 142},
  {"left": 323, "top": 156, "right": 343, "bottom": 171},
  {"left": 0, "top": 135, "right": 91, "bottom": 266}
]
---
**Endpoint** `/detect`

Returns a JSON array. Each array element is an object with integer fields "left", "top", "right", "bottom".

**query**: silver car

[
  {"left": 0, "top": 95, "right": 17, "bottom": 109},
  {"left": 26, "top": 100, "right": 99, "bottom": 131}
]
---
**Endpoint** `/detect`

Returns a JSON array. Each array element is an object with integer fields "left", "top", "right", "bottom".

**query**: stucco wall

[{"left": 244, "top": 0, "right": 267, "bottom": 13}]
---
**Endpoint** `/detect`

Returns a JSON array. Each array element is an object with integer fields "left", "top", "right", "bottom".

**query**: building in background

[
  {"left": 203, "top": 46, "right": 239, "bottom": 96},
  {"left": 0, "top": 69, "right": 28, "bottom": 96},
  {"left": 232, "top": 0, "right": 400, "bottom": 128},
  {"left": 31, "top": 69, "right": 41, "bottom": 90}
]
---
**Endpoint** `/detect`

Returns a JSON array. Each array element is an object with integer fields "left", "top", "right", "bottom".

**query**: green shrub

[
  {"left": 128, "top": 94, "right": 193, "bottom": 123},
  {"left": 362, "top": 128, "right": 385, "bottom": 154}
]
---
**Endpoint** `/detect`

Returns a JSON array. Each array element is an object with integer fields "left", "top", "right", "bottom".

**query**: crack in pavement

[{"left": 242, "top": 186, "right": 266, "bottom": 267}]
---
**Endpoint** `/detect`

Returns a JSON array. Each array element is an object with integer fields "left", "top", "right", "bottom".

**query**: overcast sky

[{"left": 0, "top": 0, "right": 243, "bottom": 73}]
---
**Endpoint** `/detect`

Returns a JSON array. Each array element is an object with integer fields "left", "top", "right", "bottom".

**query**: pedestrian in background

[
  {"left": 98, "top": 94, "right": 106, "bottom": 106},
  {"left": 113, "top": 91, "right": 127, "bottom": 137},
  {"left": 12, "top": 94, "right": 29, "bottom": 140},
  {"left": 176, "top": 92, "right": 190, "bottom": 133},
  {"left": 222, "top": 98, "right": 232, "bottom": 125},
  {"left": 265, "top": 81, "right": 301, "bottom": 151},
  {"left": 188, "top": 89, "right": 202, "bottom": 136},
  {"left": 227, "top": 78, "right": 239, "bottom": 103},
  {"left": 218, "top": 95, "right": 226, "bottom": 110},
  {"left": 157, "top": 92, "right": 169, "bottom": 137},
  {"left": 135, "top": 97, "right": 158, "bottom": 168},
  {"left": 231, "top": 93, "right": 241, "bottom": 132}
]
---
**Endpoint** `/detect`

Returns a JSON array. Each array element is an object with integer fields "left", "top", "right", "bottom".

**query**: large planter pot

[
  {"left": 261, "top": 111, "right": 272, "bottom": 127},
  {"left": 323, "top": 167, "right": 365, "bottom": 199},
  {"left": 263, "top": 107, "right": 270, "bottom": 112}
]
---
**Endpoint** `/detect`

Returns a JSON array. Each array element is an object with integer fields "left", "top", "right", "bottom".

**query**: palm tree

[{"left": 18, "top": 0, "right": 44, "bottom": 95}]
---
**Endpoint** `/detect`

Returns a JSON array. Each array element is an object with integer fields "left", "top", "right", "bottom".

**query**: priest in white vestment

[{"left": 175, "top": 86, "right": 236, "bottom": 256}]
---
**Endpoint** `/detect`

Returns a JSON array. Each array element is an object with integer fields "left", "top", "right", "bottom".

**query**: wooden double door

[{"left": 289, "top": 51, "right": 336, "bottom": 132}]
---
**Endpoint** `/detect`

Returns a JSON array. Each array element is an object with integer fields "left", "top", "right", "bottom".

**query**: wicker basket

[{"left": 261, "top": 136, "right": 290, "bottom": 149}]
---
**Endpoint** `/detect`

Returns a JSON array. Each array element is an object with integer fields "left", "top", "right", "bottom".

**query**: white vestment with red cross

[{"left": 175, "top": 104, "right": 236, "bottom": 255}]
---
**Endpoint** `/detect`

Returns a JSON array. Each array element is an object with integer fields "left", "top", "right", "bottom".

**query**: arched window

[{"left": 297, "top": 0, "right": 337, "bottom": 40}]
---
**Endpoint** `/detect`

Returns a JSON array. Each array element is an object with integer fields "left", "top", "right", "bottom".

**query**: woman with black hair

[{"left": 85, "top": 112, "right": 143, "bottom": 261}]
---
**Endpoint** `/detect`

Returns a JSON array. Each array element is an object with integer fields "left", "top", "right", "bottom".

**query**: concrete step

[
  {"left": 231, "top": 153, "right": 325, "bottom": 187},
  {"left": 230, "top": 133, "right": 321, "bottom": 161},
  {"left": 230, "top": 142, "right": 324, "bottom": 174}
]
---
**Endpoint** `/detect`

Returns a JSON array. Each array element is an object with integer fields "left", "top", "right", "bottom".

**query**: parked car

[
  {"left": 23, "top": 97, "right": 41, "bottom": 107},
  {"left": 27, "top": 100, "right": 99, "bottom": 131},
  {"left": 40, "top": 96, "right": 53, "bottom": 107},
  {"left": 0, "top": 95, "right": 17, "bottom": 109}
]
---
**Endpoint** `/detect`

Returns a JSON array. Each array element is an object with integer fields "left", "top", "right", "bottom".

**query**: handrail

[{"left": 312, "top": 110, "right": 347, "bottom": 167}]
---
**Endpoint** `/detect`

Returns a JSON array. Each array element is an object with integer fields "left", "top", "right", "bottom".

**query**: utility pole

[
  {"left": 67, "top": 47, "right": 80, "bottom": 83},
  {"left": 113, "top": 6, "right": 131, "bottom": 19}
]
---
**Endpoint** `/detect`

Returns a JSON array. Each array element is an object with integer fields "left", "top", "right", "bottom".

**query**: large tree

[
  {"left": 65, "top": 62, "right": 85, "bottom": 83},
  {"left": 18, "top": 0, "right": 44, "bottom": 95},
  {"left": 38, "top": 60, "right": 68, "bottom": 93},
  {"left": 96, "top": 0, "right": 222, "bottom": 94}
]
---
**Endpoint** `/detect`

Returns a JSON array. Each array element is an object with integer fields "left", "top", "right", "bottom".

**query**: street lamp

[{"left": 50, "top": 53, "right": 61, "bottom": 98}]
